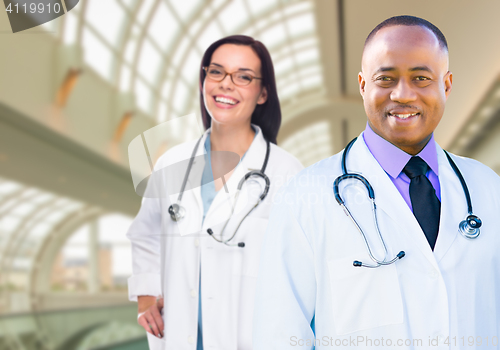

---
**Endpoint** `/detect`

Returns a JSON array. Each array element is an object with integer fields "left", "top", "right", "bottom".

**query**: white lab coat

[
  {"left": 127, "top": 124, "right": 303, "bottom": 350},
  {"left": 253, "top": 134, "right": 500, "bottom": 349}
]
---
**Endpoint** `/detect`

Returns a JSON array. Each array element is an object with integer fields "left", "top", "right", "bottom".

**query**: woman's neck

[{"left": 210, "top": 122, "right": 255, "bottom": 158}]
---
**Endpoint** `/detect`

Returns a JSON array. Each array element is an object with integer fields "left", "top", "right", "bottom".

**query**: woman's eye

[
  {"left": 209, "top": 69, "right": 222, "bottom": 74},
  {"left": 238, "top": 73, "right": 252, "bottom": 81}
]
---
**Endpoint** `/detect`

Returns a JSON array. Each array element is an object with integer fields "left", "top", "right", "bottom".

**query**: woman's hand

[{"left": 137, "top": 295, "right": 164, "bottom": 338}]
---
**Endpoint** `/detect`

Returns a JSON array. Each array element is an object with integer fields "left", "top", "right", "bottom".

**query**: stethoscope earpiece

[
  {"left": 458, "top": 214, "right": 481, "bottom": 239},
  {"left": 207, "top": 228, "right": 245, "bottom": 248}
]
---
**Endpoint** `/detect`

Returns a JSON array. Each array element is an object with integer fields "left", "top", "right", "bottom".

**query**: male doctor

[{"left": 253, "top": 16, "right": 500, "bottom": 349}]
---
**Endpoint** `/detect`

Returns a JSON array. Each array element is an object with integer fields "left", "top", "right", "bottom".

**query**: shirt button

[
  {"left": 429, "top": 270, "right": 439, "bottom": 279},
  {"left": 194, "top": 239, "right": 199, "bottom": 247},
  {"left": 188, "top": 336, "right": 195, "bottom": 344},
  {"left": 190, "top": 289, "right": 196, "bottom": 298}
]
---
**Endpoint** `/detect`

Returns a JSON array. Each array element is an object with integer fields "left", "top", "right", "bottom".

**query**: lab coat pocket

[
  {"left": 327, "top": 255, "right": 403, "bottom": 335},
  {"left": 146, "top": 332, "right": 166, "bottom": 350}
]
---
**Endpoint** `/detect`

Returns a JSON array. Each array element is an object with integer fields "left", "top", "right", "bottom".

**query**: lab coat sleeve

[
  {"left": 253, "top": 186, "right": 316, "bottom": 349},
  {"left": 126, "top": 195, "right": 162, "bottom": 302}
]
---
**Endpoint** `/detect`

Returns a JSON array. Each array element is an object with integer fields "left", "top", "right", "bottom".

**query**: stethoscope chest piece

[
  {"left": 459, "top": 214, "right": 482, "bottom": 239},
  {"left": 168, "top": 203, "right": 186, "bottom": 221}
]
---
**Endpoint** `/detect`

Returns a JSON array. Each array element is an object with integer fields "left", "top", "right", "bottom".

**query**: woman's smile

[{"left": 213, "top": 94, "right": 240, "bottom": 109}]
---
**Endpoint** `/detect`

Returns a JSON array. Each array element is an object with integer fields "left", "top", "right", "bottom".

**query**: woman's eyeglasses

[{"left": 203, "top": 65, "right": 262, "bottom": 86}]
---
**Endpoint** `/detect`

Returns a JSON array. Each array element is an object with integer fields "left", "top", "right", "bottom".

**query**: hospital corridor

[{"left": 0, "top": 0, "right": 499, "bottom": 349}]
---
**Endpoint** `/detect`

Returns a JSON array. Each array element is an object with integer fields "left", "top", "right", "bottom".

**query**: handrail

[{"left": 0, "top": 303, "right": 134, "bottom": 319}]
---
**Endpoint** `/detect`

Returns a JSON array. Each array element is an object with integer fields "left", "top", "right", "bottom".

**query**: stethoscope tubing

[
  {"left": 210, "top": 144, "right": 270, "bottom": 246},
  {"left": 178, "top": 135, "right": 204, "bottom": 203},
  {"left": 335, "top": 137, "right": 480, "bottom": 268},
  {"left": 443, "top": 150, "right": 473, "bottom": 214},
  {"left": 335, "top": 138, "right": 402, "bottom": 267},
  {"left": 170, "top": 132, "right": 271, "bottom": 247}
]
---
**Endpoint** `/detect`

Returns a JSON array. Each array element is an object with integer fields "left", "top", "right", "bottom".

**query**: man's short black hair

[{"left": 365, "top": 15, "right": 448, "bottom": 52}]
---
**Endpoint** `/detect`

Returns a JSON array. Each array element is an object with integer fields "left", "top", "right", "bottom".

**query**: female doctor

[{"left": 127, "top": 35, "right": 303, "bottom": 350}]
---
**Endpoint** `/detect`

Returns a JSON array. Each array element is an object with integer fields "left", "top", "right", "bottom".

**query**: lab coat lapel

[
  {"left": 433, "top": 144, "right": 463, "bottom": 262},
  {"left": 203, "top": 125, "right": 267, "bottom": 231},
  {"left": 349, "top": 136, "right": 439, "bottom": 269}
]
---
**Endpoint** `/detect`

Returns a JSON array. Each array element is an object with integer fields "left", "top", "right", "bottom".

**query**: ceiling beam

[{"left": 0, "top": 102, "right": 140, "bottom": 216}]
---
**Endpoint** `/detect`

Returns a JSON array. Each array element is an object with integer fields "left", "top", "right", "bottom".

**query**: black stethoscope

[
  {"left": 333, "top": 137, "right": 482, "bottom": 268},
  {"left": 168, "top": 133, "right": 271, "bottom": 248}
]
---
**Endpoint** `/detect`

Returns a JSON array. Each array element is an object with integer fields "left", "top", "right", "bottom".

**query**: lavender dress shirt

[{"left": 362, "top": 123, "right": 441, "bottom": 212}]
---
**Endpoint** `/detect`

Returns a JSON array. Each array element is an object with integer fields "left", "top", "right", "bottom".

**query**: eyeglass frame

[{"left": 202, "top": 65, "right": 262, "bottom": 86}]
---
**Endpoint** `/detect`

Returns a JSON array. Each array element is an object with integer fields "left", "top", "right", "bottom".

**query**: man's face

[{"left": 358, "top": 25, "right": 452, "bottom": 155}]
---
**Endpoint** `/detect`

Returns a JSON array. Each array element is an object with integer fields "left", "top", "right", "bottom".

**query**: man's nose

[{"left": 390, "top": 79, "right": 417, "bottom": 103}]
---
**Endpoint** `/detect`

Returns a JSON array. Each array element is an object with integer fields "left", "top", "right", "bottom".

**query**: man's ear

[
  {"left": 444, "top": 71, "right": 453, "bottom": 99},
  {"left": 358, "top": 72, "right": 366, "bottom": 99},
  {"left": 257, "top": 86, "right": 268, "bottom": 105}
]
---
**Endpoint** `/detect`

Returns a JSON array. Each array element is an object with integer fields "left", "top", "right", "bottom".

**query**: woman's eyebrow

[
  {"left": 210, "top": 62, "right": 256, "bottom": 73},
  {"left": 238, "top": 68, "right": 256, "bottom": 73}
]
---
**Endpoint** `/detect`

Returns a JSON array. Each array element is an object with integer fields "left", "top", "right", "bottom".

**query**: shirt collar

[{"left": 362, "top": 122, "right": 439, "bottom": 178}]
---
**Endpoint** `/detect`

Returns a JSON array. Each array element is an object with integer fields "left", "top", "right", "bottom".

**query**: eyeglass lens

[{"left": 206, "top": 66, "right": 254, "bottom": 86}]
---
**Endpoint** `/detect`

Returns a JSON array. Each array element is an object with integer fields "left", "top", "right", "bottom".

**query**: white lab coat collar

[
  {"left": 188, "top": 123, "right": 267, "bottom": 170},
  {"left": 203, "top": 123, "right": 268, "bottom": 172},
  {"left": 433, "top": 142, "right": 465, "bottom": 262}
]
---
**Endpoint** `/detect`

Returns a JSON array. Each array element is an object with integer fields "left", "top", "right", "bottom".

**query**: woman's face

[{"left": 203, "top": 44, "right": 268, "bottom": 128}]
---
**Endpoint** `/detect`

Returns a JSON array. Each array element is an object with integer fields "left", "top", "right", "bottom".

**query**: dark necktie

[{"left": 403, "top": 157, "right": 440, "bottom": 250}]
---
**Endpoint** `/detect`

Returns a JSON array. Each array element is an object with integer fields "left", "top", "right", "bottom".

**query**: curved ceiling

[
  {"left": 0, "top": 177, "right": 86, "bottom": 296},
  {"left": 49, "top": 0, "right": 324, "bottom": 124}
]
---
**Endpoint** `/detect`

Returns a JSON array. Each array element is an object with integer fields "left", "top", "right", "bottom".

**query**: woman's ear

[{"left": 257, "top": 87, "right": 268, "bottom": 105}]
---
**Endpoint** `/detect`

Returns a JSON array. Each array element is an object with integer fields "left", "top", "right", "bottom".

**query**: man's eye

[
  {"left": 377, "top": 76, "right": 392, "bottom": 81},
  {"left": 415, "top": 76, "right": 429, "bottom": 81}
]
